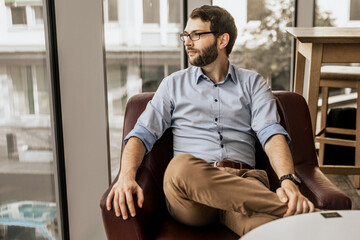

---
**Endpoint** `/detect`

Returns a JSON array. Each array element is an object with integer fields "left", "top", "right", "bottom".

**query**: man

[{"left": 106, "top": 5, "right": 315, "bottom": 236}]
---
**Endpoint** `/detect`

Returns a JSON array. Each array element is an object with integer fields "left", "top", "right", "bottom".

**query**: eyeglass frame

[{"left": 179, "top": 31, "right": 217, "bottom": 42}]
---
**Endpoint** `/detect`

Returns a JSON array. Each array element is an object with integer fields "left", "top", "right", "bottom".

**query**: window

[
  {"left": 141, "top": 65, "right": 164, "bottom": 92},
  {"left": 214, "top": 0, "right": 295, "bottom": 91},
  {"left": 107, "top": 64, "right": 128, "bottom": 116},
  {"left": 350, "top": 0, "right": 360, "bottom": 20},
  {"left": 8, "top": 66, "right": 35, "bottom": 115},
  {"left": 7, "top": 65, "right": 49, "bottom": 116},
  {"left": 11, "top": 6, "right": 27, "bottom": 25},
  {"left": 143, "top": 0, "right": 160, "bottom": 24},
  {"left": 0, "top": 0, "right": 61, "bottom": 239},
  {"left": 108, "top": 0, "right": 118, "bottom": 22},
  {"left": 6, "top": 0, "right": 44, "bottom": 27},
  {"left": 33, "top": 6, "right": 44, "bottom": 24},
  {"left": 103, "top": 0, "right": 182, "bottom": 180},
  {"left": 316, "top": 0, "right": 360, "bottom": 26},
  {"left": 168, "top": 0, "right": 180, "bottom": 23},
  {"left": 247, "top": 0, "right": 264, "bottom": 22}
]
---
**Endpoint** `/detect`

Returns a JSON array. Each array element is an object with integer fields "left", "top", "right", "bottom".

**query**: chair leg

[{"left": 318, "top": 87, "right": 329, "bottom": 166}]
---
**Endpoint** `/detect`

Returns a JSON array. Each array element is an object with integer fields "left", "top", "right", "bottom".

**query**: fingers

[
  {"left": 283, "top": 195, "right": 316, "bottom": 217},
  {"left": 120, "top": 192, "right": 129, "bottom": 220},
  {"left": 284, "top": 193, "right": 297, "bottom": 217},
  {"left": 276, "top": 188, "right": 288, "bottom": 203},
  {"left": 125, "top": 191, "right": 136, "bottom": 218},
  {"left": 137, "top": 186, "right": 144, "bottom": 208},
  {"left": 302, "top": 200, "right": 309, "bottom": 213},
  {"left": 113, "top": 190, "right": 121, "bottom": 217},
  {"left": 106, "top": 188, "right": 114, "bottom": 211},
  {"left": 307, "top": 200, "right": 315, "bottom": 213},
  {"left": 106, "top": 182, "right": 144, "bottom": 220}
]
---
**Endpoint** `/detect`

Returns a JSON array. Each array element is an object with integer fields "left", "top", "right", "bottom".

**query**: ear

[{"left": 217, "top": 33, "right": 230, "bottom": 51}]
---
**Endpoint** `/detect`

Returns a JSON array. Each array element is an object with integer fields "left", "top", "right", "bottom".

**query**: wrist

[
  {"left": 279, "top": 174, "right": 301, "bottom": 187},
  {"left": 119, "top": 171, "right": 136, "bottom": 180}
]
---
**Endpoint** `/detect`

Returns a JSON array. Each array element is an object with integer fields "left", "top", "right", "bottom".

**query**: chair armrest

[
  {"left": 100, "top": 126, "right": 173, "bottom": 240},
  {"left": 296, "top": 165, "right": 352, "bottom": 210},
  {"left": 100, "top": 164, "right": 166, "bottom": 240}
]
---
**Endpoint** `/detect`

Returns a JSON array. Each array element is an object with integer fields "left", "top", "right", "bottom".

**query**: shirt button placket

[
  {"left": 214, "top": 84, "right": 224, "bottom": 157},
  {"left": 213, "top": 84, "right": 220, "bottom": 126}
]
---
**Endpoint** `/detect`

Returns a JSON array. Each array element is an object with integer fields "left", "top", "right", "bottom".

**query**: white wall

[{"left": 54, "top": 0, "right": 109, "bottom": 239}]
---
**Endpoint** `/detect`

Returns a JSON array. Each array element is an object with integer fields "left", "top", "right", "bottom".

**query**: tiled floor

[{"left": 326, "top": 174, "right": 360, "bottom": 209}]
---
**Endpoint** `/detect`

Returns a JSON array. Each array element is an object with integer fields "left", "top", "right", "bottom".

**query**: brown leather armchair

[{"left": 100, "top": 91, "right": 351, "bottom": 240}]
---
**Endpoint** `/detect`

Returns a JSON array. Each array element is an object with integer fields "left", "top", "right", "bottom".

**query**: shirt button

[
  {"left": 214, "top": 84, "right": 218, "bottom": 87},
  {"left": 220, "top": 135, "right": 223, "bottom": 140},
  {"left": 215, "top": 118, "right": 218, "bottom": 122},
  {"left": 221, "top": 144, "right": 224, "bottom": 148},
  {"left": 214, "top": 99, "right": 218, "bottom": 102}
]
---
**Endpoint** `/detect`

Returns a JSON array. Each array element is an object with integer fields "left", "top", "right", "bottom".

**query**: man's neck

[{"left": 201, "top": 55, "right": 229, "bottom": 83}]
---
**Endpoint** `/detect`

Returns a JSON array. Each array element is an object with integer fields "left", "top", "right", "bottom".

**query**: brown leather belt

[{"left": 213, "top": 160, "right": 253, "bottom": 170}]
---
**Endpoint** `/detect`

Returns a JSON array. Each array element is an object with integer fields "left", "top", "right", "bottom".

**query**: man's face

[{"left": 184, "top": 18, "right": 218, "bottom": 67}]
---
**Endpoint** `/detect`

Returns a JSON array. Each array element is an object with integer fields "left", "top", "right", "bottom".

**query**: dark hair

[{"left": 190, "top": 5, "right": 238, "bottom": 56}]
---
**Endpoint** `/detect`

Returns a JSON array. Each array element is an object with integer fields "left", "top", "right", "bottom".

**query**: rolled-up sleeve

[
  {"left": 257, "top": 123, "right": 290, "bottom": 148},
  {"left": 250, "top": 74, "right": 290, "bottom": 148},
  {"left": 124, "top": 125, "right": 157, "bottom": 153},
  {"left": 124, "top": 77, "right": 173, "bottom": 154}
]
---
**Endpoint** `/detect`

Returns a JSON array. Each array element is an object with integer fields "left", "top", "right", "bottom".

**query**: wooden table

[
  {"left": 286, "top": 27, "right": 360, "bottom": 136},
  {"left": 241, "top": 210, "right": 360, "bottom": 240}
]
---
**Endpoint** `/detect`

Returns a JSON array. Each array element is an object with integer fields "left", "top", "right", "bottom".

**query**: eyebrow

[{"left": 183, "top": 30, "right": 210, "bottom": 34}]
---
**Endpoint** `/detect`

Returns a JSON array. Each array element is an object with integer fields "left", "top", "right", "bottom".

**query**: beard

[{"left": 188, "top": 39, "right": 218, "bottom": 67}]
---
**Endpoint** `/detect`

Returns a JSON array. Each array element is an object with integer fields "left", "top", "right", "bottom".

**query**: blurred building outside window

[
  {"left": 214, "top": 0, "right": 295, "bottom": 91},
  {"left": 103, "top": 0, "right": 182, "bottom": 179},
  {"left": 6, "top": 0, "right": 44, "bottom": 28},
  {"left": 0, "top": 0, "right": 60, "bottom": 239}
]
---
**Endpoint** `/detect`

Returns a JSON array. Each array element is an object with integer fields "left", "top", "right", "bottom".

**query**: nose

[{"left": 184, "top": 36, "right": 193, "bottom": 47}]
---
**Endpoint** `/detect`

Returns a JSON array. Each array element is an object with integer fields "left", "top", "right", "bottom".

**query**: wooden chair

[{"left": 315, "top": 65, "right": 360, "bottom": 188}]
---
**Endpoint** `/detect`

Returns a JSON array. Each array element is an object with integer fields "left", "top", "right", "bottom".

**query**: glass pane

[
  {"left": 143, "top": 0, "right": 160, "bottom": 24},
  {"left": 0, "top": 1, "right": 60, "bottom": 239},
  {"left": 350, "top": 0, "right": 360, "bottom": 20},
  {"left": 247, "top": 0, "right": 263, "bottom": 21},
  {"left": 108, "top": 0, "right": 118, "bottom": 22},
  {"left": 315, "top": 0, "right": 360, "bottom": 26},
  {"left": 213, "top": 0, "right": 295, "bottom": 91},
  {"left": 34, "top": 6, "right": 44, "bottom": 25},
  {"left": 103, "top": 0, "right": 182, "bottom": 179},
  {"left": 11, "top": 6, "right": 27, "bottom": 25},
  {"left": 168, "top": 0, "right": 180, "bottom": 23}
]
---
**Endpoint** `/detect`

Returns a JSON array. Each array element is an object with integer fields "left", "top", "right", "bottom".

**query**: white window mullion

[
  {"left": 32, "top": 65, "right": 40, "bottom": 115},
  {"left": 160, "top": 0, "right": 167, "bottom": 45},
  {"left": 26, "top": 5, "right": 34, "bottom": 26},
  {"left": 103, "top": 0, "right": 109, "bottom": 22}
]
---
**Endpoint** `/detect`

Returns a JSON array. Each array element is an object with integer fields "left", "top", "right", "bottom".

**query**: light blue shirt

[{"left": 125, "top": 63, "right": 290, "bottom": 167}]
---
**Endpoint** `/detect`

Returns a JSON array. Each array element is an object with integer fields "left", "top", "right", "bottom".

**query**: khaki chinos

[{"left": 163, "top": 153, "right": 288, "bottom": 236}]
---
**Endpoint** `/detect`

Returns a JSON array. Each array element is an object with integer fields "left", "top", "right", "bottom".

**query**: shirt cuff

[
  {"left": 124, "top": 125, "right": 157, "bottom": 154},
  {"left": 257, "top": 123, "right": 291, "bottom": 149}
]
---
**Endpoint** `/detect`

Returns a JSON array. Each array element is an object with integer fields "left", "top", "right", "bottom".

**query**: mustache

[{"left": 186, "top": 48, "right": 199, "bottom": 52}]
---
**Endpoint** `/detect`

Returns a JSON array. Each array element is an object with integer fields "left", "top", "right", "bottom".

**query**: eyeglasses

[{"left": 180, "top": 31, "right": 216, "bottom": 42}]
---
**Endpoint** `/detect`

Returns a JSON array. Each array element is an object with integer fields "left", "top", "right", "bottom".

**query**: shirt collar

[{"left": 195, "top": 62, "right": 237, "bottom": 85}]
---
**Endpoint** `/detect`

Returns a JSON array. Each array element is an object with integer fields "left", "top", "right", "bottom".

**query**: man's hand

[
  {"left": 106, "top": 174, "right": 144, "bottom": 220},
  {"left": 276, "top": 180, "right": 315, "bottom": 217}
]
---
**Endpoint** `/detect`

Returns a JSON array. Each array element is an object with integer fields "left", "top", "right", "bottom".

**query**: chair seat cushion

[{"left": 156, "top": 215, "right": 239, "bottom": 240}]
